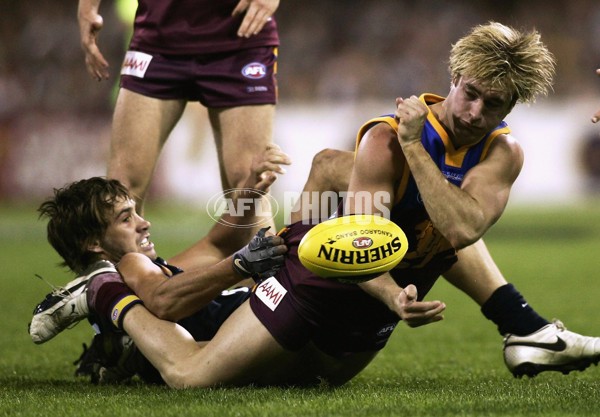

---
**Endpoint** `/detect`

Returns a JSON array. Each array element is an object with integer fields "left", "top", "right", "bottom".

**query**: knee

[
  {"left": 160, "top": 363, "right": 210, "bottom": 389},
  {"left": 312, "top": 148, "right": 341, "bottom": 167},
  {"left": 309, "top": 149, "right": 353, "bottom": 192}
]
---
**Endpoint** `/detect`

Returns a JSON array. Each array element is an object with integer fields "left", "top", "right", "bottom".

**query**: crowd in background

[
  {"left": 1, "top": 0, "right": 599, "bottom": 117},
  {"left": 1, "top": 0, "right": 600, "bottom": 199}
]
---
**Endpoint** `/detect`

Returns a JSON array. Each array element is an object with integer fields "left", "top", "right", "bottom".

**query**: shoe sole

[
  {"left": 31, "top": 275, "right": 90, "bottom": 316},
  {"left": 511, "top": 356, "right": 600, "bottom": 378}
]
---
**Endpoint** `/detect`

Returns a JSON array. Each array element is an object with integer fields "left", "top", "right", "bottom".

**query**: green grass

[{"left": 1, "top": 202, "right": 600, "bottom": 417}]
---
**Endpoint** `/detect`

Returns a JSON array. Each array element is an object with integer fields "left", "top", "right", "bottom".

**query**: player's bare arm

[
  {"left": 119, "top": 226, "right": 286, "bottom": 322},
  {"left": 395, "top": 97, "right": 522, "bottom": 248},
  {"left": 346, "top": 122, "right": 445, "bottom": 324},
  {"left": 117, "top": 252, "right": 247, "bottom": 321},
  {"left": 345, "top": 122, "right": 402, "bottom": 214},
  {"left": 458, "top": 134, "right": 523, "bottom": 234},
  {"left": 78, "top": 0, "right": 109, "bottom": 81},
  {"left": 233, "top": 0, "right": 279, "bottom": 38}
]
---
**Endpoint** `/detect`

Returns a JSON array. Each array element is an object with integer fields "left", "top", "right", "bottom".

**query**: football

[{"left": 298, "top": 214, "right": 408, "bottom": 283}]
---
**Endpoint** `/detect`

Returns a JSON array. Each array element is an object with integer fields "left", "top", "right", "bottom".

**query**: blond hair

[{"left": 449, "top": 21, "right": 556, "bottom": 104}]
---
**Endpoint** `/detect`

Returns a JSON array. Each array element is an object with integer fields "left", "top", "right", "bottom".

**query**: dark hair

[{"left": 38, "top": 177, "right": 131, "bottom": 273}]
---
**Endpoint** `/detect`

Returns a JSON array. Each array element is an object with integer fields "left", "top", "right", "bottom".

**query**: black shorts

[
  {"left": 119, "top": 46, "right": 278, "bottom": 107},
  {"left": 249, "top": 222, "right": 400, "bottom": 358},
  {"left": 178, "top": 287, "right": 251, "bottom": 341}
]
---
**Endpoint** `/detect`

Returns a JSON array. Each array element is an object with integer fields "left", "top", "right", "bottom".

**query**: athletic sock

[
  {"left": 481, "top": 283, "right": 549, "bottom": 336},
  {"left": 87, "top": 276, "right": 142, "bottom": 331}
]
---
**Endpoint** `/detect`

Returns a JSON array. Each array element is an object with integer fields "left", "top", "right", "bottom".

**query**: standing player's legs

[
  {"left": 209, "top": 104, "right": 275, "bottom": 190},
  {"left": 108, "top": 88, "right": 187, "bottom": 212},
  {"left": 209, "top": 104, "right": 276, "bottom": 232}
]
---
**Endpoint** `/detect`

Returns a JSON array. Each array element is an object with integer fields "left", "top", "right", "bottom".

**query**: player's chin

[{"left": 139, "top": 241, "right": 156, "bottom": 258}]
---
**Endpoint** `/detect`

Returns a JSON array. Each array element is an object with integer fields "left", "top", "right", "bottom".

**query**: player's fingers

[
  {"left": 404, "top": 300, "right": 445, "bottom": 315},
  {"left": 255, "top": 159, "right": 287, "bottom": 175},
  {"left": 254, "top": 171, "right": 278, "bottom": 191},
  {"left": 403, "top": 284, "right": 418, "bottom": 302},
  {"left": 266, "top": 235, "right": 285, "bottom": 245},
  {"left": 265, "top": 145, "right": 292, "bottom": 165},
  {"left": 237, "top": 6, "right": 268, "bottom": 37},
  {"left": 232, "top": 0, "right": 250, "bottom": 15},
  {"left": 256, "top": 152, "right": 291, "bottom": 174},
  {"left": 250, "top": 13, "right": 271, "bottom": 35},
  {"left": 404, "top": 307, "right": 445, "bottom": 327}
]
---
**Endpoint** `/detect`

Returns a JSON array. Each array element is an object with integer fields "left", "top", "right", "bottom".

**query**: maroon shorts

[
  {"left": 249, "top": 222, "right": 401, "bottom": 358},
  {"left": 119, "top": 46, "right": 278, "bottom": 107}
]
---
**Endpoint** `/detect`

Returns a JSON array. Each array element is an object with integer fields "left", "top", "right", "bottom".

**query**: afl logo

[
  {"left": 242, "top": 62, "right": 267, "bottom": 79},
  {"left": 352, "top": 236, "right": 373, "bottom": 249}
]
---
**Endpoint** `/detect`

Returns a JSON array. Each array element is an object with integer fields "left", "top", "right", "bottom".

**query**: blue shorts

[
  {"left": 119, "top": 46, "right": 278, "bottom": 107},
  {"left": 249, "top": 222, "right": 400, "bottom": 358}
]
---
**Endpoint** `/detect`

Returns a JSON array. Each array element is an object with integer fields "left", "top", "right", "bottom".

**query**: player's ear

[{"left": 87, "top": 239, "right": 103, "bottom": 254}]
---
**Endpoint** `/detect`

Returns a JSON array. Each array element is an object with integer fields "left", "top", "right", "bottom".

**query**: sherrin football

[{"left": 298, "top": 214, "right": 408, "bottom": 283}]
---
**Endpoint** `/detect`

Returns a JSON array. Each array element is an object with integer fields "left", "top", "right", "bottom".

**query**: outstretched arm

[{"left": 119, "top": 228, "right": 286, "bottom": 321}]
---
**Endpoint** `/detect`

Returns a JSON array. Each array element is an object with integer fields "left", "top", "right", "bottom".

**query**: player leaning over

[{"left": 340, "top": 21, "right": 600, "bottom": 377}]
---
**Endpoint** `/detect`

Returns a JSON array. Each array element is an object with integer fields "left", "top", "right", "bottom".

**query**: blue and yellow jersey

[{"left": 353, "top": 93, "right": 510, "bottom": 297}]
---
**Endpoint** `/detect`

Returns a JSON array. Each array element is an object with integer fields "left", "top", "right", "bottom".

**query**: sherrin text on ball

[{"left": 298, "top": 215, "right": 408, "bottom": 283}]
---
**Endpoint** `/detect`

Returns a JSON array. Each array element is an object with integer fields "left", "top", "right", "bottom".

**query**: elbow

[
  {"left": 446, "top": 231, "right": 480, "bottom": 250},
  {"left": 443, "top": 216, "right": 489, "bottom": 250},
  {"left": 145, "top": 295, "right": 182, "bottom": 322}
]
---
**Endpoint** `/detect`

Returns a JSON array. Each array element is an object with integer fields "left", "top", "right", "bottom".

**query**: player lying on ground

[{"left": 29, "top": 146, "right": 291, "bottom": 383}]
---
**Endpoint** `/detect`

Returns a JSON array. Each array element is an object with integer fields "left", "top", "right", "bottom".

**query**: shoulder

[
  {"left": 359, "top": 119, "right": 398, "bottom": 147},
  {"left": 480, "top": 133, "right": 524, "bottom": 179},
  {"left": 119, "top": 253, "right": 157, "bottom": 271},
  {"left": 488, "top": 133, "right": 523, "bottom": 158},
  {"left": 354, "top": 119, "right": 406, "bottom": 180}
]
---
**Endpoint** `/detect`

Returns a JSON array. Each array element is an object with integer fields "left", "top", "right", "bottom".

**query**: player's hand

[
  {"left": 394, "top": 96, "right": 428, "bottom": 148},
  {"left": 78, "top": 7, "right": 110, "bottom": 81},
  {"left": 244, "top": 144, "right": 292, "bottom": 194},
  {"left": 232, "top": 227, "right": 287, "bottom": 280},
  {"left": 395, "top": 284, "right": 446, "bottom": 327},
  {"left": 232, "top": 0, "right": 279, "bottom": 38},
  {"left": 592, "top": 69, "right": 600, "bottom": 123}
]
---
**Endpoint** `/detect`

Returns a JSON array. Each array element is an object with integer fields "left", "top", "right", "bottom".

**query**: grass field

[{"left": 1, "top": 202, "right": 600, "bottom": 417}]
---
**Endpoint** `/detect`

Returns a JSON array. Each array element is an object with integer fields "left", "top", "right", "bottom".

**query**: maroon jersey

[{"left": 129, "top": 0, "right": 279, "bottom": 55}]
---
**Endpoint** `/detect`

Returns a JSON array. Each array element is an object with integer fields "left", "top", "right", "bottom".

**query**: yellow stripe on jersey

[{"left": 111, "top": 295, "right": 142, "bottom": 329}]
